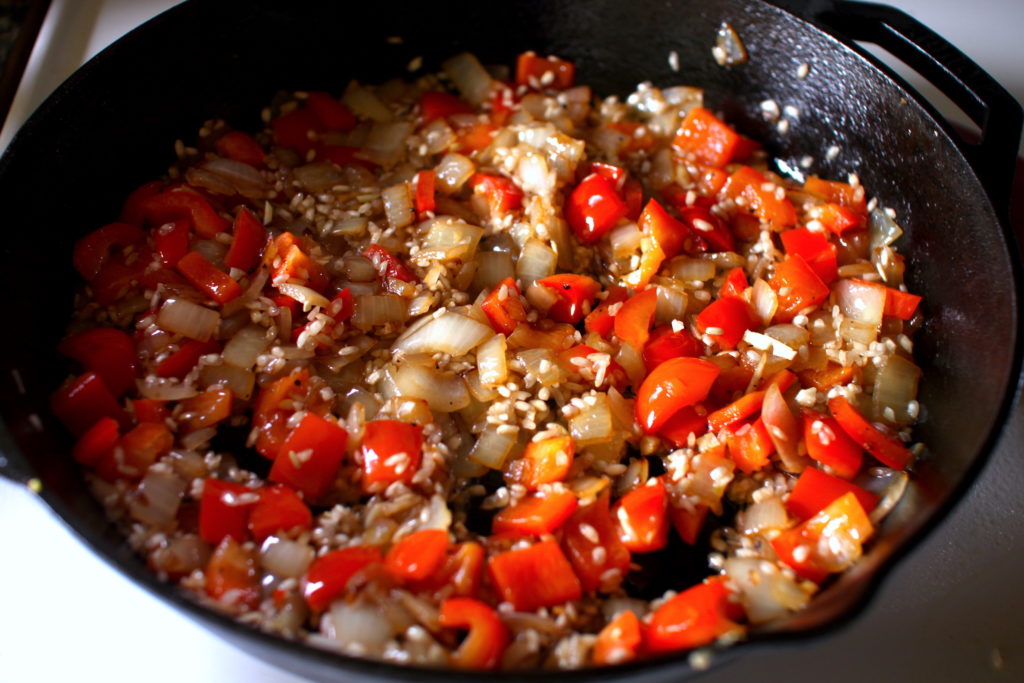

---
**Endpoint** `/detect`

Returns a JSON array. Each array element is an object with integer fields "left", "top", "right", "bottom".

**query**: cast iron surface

[{"left": 0, "top": 0, "right": 1019, "bottom": 680}]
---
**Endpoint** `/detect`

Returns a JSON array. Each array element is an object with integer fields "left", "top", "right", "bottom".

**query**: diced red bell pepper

[
  {"left": 724, "top": 417, "right": 775, "bottom": 474},
  {"left": 153, "top": 220, "right": 190, "bottom": 268},
  {"left": 456, "top": 121, "right": 498, "bottom": 153},
  {"left": 178, "top": 387, "right": 233, "bottom": 432},
  {"left": 504, "top": 435, "right": 575, "bottom": 490},
  {"left": 363, "top": 244, "right": 417, "bottom": 283},
  {"left": 133, "top": 398, "right": 169, "bottom": 424},
  {"left": 72, "top": 416, "right": 120, "bottom": 466},
  {"left": 214, "top": 130, "right": 265, "bottom": 166},
  {"left": 635, "top": 357, "right": 720, "bottom": 434},
  {"left": 719, "top": 267, "right": 748, "bottom": 299},
  {"left": 561, "top": 490, "right": 631, "bottom": 593},
  {"left": 798, "top": 362, "right": 859, "bottom": 391},
  {"left": 613, "top": 477, "right": 669, "bottom": 553},
  {"left": 142, "top": 190, "right": 230, "bottom": 239},
  {"left": 628, "top": 199, "right": 688, "bottom": 288},
  {"left": 582, "top": 161, "right": 627, "bottom": 189},
  {"left": 492, "top": 490, "right": 579, "bottom": 536},
  {"left": 487, "top": 538, "right": 582, "bottom": 611},
  {"left": 593, "top": 609, "right": 642, "bottom": 666},
  {"left": 696, "top": 296, "right": 757, "bottom": 349},
  {"left": 481, "top": 277, "right": 528, "bottom": 335},
  {"left": 678, "top": 205, "right": 736, "bottom": 253},
  {"left": 884, "top": 287, "right": 922, "bottom": 320},
  {"left": 643, "top": 325, "right": 703, "bottom": 373},
  {"left": 272, "top": 233, "right": 330, "bottom": 292},
  {"left": 410, "top": 541, "right": 486, "bottom": 598},
  {"left": 536, "top": 273, "right": 601, "bottom": 324},
  {"left": 205, "top": 537, "right": 260, "bottom": 609},
  {"left": 623, "top": 178, "right": 644, "bottom": 220},
  {"left": 51, "top": 371, "right": 129, "bottom": 436},
  {"left": 781, "top": 226, "right": 838, "bottom": 284},
  {"left": 385, "top": 528, "right": 450, "bottom": 582},
  {"left": 303, "top": 545, "right": 383, "bottom": 611},
  {"left": 802, "top": 411, "right": 863, "bottom": 479},
  {"left": 645, "top": 577, "right": 741, "bottom": 653},
  {"left": 707, "top": 390, "right": 765, "bottom": 433},
  {"left": 565, "top": 173, "right": 628, "bottom": 244},
  {"left": 804, "top": 175, "right": 867, "bottom": 213},
  {"left": 58, "top": 328, "right": 137, "bottom": 397},
  {"left": 816, "top": 202, "right": 866, "bottom": 235},
  {"left": 584, "top": 286, "right": 629, "bottom": 339},
  {"left": 787, "top": 466, "right": 877, "bottom": 523},
  {"left": 414, "top": 169, "right": 436, "bottom": 217},
  {"left": 199, "top": 478, "right": 258, "bottom": 544},
  {"left": 828, "top": 395, "right": 913, "bottom": 470},
  {"left": 673, "top": 107, "right": 741, "bottom": 168},
  {"left": 359, "top": 419, "right": 423, "bottom": 493},
  {"left": 115, "top": 421, "right": 173, "bottom": 479},
  {"left": 439, "top": 597, "right": 510, "bottom": 670},
  {"left": 515, "top": 52, "right": 575, "bottom": 89},
  {"left": 772, "top": 492, "right": 873, "bottom": 583},
  {"left": 155, "top": 339, "right": 220, "bottom": 380},
  {"left": 269, "top": 413, "right": 348, "bottom": 500},
  {"left": 306, "top": 91, "right": 357, "bottom": 131},
  {"left": 614, "top": 288, "right": 658, "bottom": 351},
  {"left": 769, "top": 254, "right": 831, "bottom": 322},
  {"left": 606, "top": 121, "right": 654, "bottom": 154},
  {"left": 469, "top": 173, "right": 523, "bottom": 214},
  {"left": 669, "top": 503, "right": 710, "bottom": 546},
  {"left": 177, "top": 251, "right": 243, "bottom": 304},
  {"left": 73, "top": 222, "right": 145, "bottom": 281},
  {"left": 89, "top": 247, "right": 157, "bottom": 306},
  {"left": 120, "top": 180, "right": 164, "bottom": 227},
  {"left": 722, "top": 166, "right": 797, "bottom": 231},
  {"left": 272, "top": 106, "right": 324, "bottom": 154},
  {"left": 247, "top": 485, "right": 313, "bottom": 543},
  {"left": 224, "top": 207, "right": 267, "bottom": 273},
  {"left": 659, "top": 404, "right": 709, "bottom": 448},
  {"left": 419, "top": 90, "right": 474, "bottom": 124}
]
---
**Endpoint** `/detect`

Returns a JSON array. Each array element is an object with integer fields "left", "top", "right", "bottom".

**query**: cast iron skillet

[{"left": 0, "top": 0, "right": 1020, "bottom": 680}]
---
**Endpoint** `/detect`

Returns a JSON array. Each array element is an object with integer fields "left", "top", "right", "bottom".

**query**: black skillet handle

[{"left": 810, "top": 1, "right": 1022, "bottom": 216}]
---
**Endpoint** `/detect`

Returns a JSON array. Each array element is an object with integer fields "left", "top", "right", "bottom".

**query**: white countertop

[{"left": 2, "top": 2, "right": 1022, "bottom": 682}]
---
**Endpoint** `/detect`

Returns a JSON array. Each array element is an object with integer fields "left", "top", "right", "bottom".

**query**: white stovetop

[{"left": 2, "top": 1, "right": 1022, "bottom": 682}]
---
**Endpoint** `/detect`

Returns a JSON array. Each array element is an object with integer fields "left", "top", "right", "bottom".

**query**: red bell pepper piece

[
  {"left": 247, "top": 485, "right": 313, "bottom": 542},
  {"left": 593, "top": 609, "right": 643, "bottom": 666},
  {"left": 178, "top": 387, "right": 233, "bottom": 433},
  {"left": 303, "top": 545, "right": 383, "bottom": 611},
  {"left": 707, "top": 391, "right": 765, "bottom": 433},
  {"left": 788, "top": 466, "right": 877, "bottom": 523},
  {"left": 153, "top": 220, "right": 191, "bottom": 268},
  {"left": 802, "top": 411, "right": 863, "bottom": 479},
  {"left": 673, "top": 107, "right": 741, "bottom": 168},
  {"left": 669, "top": 503, "right": 710, "bottom": 546},
  {"left": 696, "top": 296, "right": 758, "bottom": 349},
  {"left": 155, "top": 339, "right": 220, "bottom": 380},
  {"left": 724, "top": 417, "right": 775, "bottom": 473},
  {"left": 409, "top": 541, "right": 486, "bottom": 598},
  {"left": 816, "top": 202, "right": 866, "bottom": 235},
  {"left": 614, "top": 288, "right": 658, "bottom": 351},
  {"left": 269, "top": 413, "right": 348, "bottom": 500},
  {"left": 515, "top": 52, "right": 575, "bottom": 89},
  {"left": 722, "top": 166, "right": 797, "bottom": 230},
  {"left": 455, "top": 121, "right": 498, "bottom": 153},
  {"left": 828, "top": 395, "right": 913, "bottom": 470},
  {"left": 439, "top": 598, "right": 510, "bottom": 670},
  {"left": 142, "top": 190, "right": 230, "bottom": 238},
  {"left": 51, "top": 371, "right": 129, "bottom": 436},
  {"left": 565, "top": 173, "right": 628, "bottom": 244},
  {"left": 781, "top": 226, "right": 838, "bottom": 284},
  {"left": 772, "top": 492, "right": 874, "bottom": 583},
  {"left": 645, "top": 577, "right": 742, "bottom": 653},
  {"left": 584, "top": 286, "right": 629, "bottom": 339},
  {"left": 769, "top": 254, "right": 831, "bottom": 322},
  {"left": 272, "top": 107, "right": 324, "bottom": 154},
  {"left": 504, "top": 434, "right": 575, "bottom": 490},
  {"left": 224, "top": 207, "right": 267, "bottom": 273},
  {"left": 884, "top": 287, "right": 922, "bottom": 320},
  {"left": 492, "top": 490, "right": 579, "bottom": 536},
  {"left": 359, "top": 419, "right": 423, "bottom": 493},
  {"left": 659, "top": 404, "right": 709, "bottom": 447},
  {"left": 678, "top": 205, "right": 736, "bottom": 253},
  {"left": 72, "top": 416, "right": 120, "bottom": 466},
  {"left": 205, "top": 538, "right": 260, "bottom": 609},
  {"left": 623, "top": 178, "right": 644, "bottom": 220},
  {"left": 643, "top": 325, "right": 703, "bottom": 373},
  {"left": 419, "top": 90, "right": 474, "bottom": 123},
  {"left": 73, "top": 222, "right": 145, "bottom": 281},
  {"left": 614, "top": 477, "right": 670, "bottom": 553},
  {"left": 487, "top": 538, "right": 582, "bottom": 611},
  {"left": 58, "top": 328, "right": 137, "bottom": 397},
  {"left": 582, "top": 161, "right": 627, "bottom": 188},
  {"left": 273, "top": 234, "right": 331, "bottom": 292},
  {"left": 199, "top": 478, "right": 258, "bottom": 545},
  {"left": 635, "top": 357, "right": 721, "bottom": 434},
  {"left": 719, "top": 267, "right": 748, "bottom": 299},
  {"left": 804, "top": 175, "right": 867, "bottom": 213},
  {"left": 120, "top": 180, "right": 164, "bottom": 227},
  {"left": 414, "top": 169, "right": 436, "bottom": 217},
  {"left": 536, "top": 273, "right": 601, "bottom": 324},
  {"left": 132, "top": 398, "right": 169, "bottom": 424},
  {"left": 385, "top": 528, "right": 450, "bottom": 582},
  {"left": 481, "top": 277, "right": 528, "bottom": 335},
  {"left": 214, "top": 130, "right": 265, "bottom": 166},
  {"left": 176, "top": 251, "right": 243, "bottom": 304},
  {"left": 628, "top": 198, "right": 688, "bottom": 288},
  {"left": 306, "top": 91, "right": 357, "bottom": 131},
  {"left": 469, "top": 173, "right": 524, "bottom": 214},
  {"left": 363, "top": 244, "right": 416, "bottom": 283},
  {"left": 561, "top": 490, "right": 631, "bottom": 593}
]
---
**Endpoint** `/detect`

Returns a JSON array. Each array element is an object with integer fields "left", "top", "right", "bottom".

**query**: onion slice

[
  {"left": 392, "top": 311, "right": 491, "bottom": 356},
  {"left": 761, "top": 384, "right": 806, "bottom": 472}
]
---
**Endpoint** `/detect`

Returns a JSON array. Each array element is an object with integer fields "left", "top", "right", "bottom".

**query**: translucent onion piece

[
  {"left": 341, "top": 81, "right": 394, "bottom": 122},
  {"left": 614, "top": 342, "right": 646, "bottom": 389},
  {"left": 363, "top": 122, "right": 414, "bottom": 165},
  {"left": 839, "top": 317, "right": 878, "bottom": 346},
  {"left": 420, "top": 218, "right": 483, "bottom": 261},
  {"left": 434, "top": 153, "right": 476, "bottom": 194},
  {"left": 352, "top": 294, "right": 408, "bottom": 326},
  {"left": 724, "top": 557, "right": 810, "bottom": 623},
  {"left": 393, "top": 363, "right": 469, "bottom": 412},
  {"left": 326, "top": 601, "right": 397, "bottom": 653},
  {"left": 419, "top": 494, "right": 453, "bottom": 531},
  {"left": 261, "top": 537, "right": 315, "bottom": 579},
  {"left": 835, "top": 278, "right": 886, "bottom": 326},
  {"left": 663, "top": 85, "right": 704, "bottom": 109},
  {"left": 294, "top": 162, "right": 346, "bottom": 193},
  {"left": 608, "top": 222, "right": 642, "bottom": 259},
  {"left": 393, "top": 311, "right": 492, "bottom": 356},
  {"left": 468, "top": 425, "right": 517, "bottom": 469},
  {"left": 516, "top": 238, "right": 557, "bottom": 287},
  {"left": 736, "top": 497, "right": 789, "bottom": 534},
  {"left": 515, "top": 348, "right": 562, "bottom": 386},
  {"left": 669, "top": 256, "right": 716, "bottom": 282},
  {"left": 199, "top": 363, "right": 255, "bottom": 401},
  {"left": 761, "top": 384, "right": 806, "bottom": 472},
  {"left": 128, "top": 467, "right": 185, "bottom": 528},
  {"left": 752, "top": 278, "right": 779, "bottom": 326},
  {"left": 687, "top": 447, "right": 734, "bottom": 513},
  {"left": 473, "top": 251, "right": 516, "bottom": 291},
  {"left": 656, "top": 284, "right": 689, "bottom": 323},
  {"left": 149, "top": 534, "right": 208, "bottom": 578},
  {"left": 765, "top": 324, "right": 810, "bottom": 351},
  {"left": 514, "top": 150, "right": 556, "bottom": 196},
  {"left": 202, "top": 158, "right": 267, "bottom": 197},
  {"left": 869, "top": 207, "right": 903, "bottom": 249},
  {"left": 277, "top": 283, "right": 331, "bottom": 310},
  {"left": 477, "top": 333, "right": 508, "bottom": 388},
  {"left": 441, "top": 53, "right": 494, "bottom": 106},
  {"left": 382, "top": 183, "right": 415, "bottom": 230},
  {"left": 340, "top": 254, "right": 377, "bottom": 282},
  {"left": 859, "top": 467, "right": 910, "bottom": 525},
  {"left": 714, "top": 22, "right": 748, "bottom": 66},
  {"left": 569, "top": 393, "right": 614, "bottom": 447},
  {"left": 421, "top": 119, "right": 457, "bottom": 155},
  {"left": 157, "top": 299, "right": 220, "bottom": 342},
  {"left": 872, "top": 354, "right": 921, "bottom": 426},
  {"left": 138, "top": 377, "right": 200, "bottom": 401}
]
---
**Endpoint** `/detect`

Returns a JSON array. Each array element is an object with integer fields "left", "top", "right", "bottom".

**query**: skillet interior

[{"left": 0, "top": 0, "right": 1018, "bottom": 680}]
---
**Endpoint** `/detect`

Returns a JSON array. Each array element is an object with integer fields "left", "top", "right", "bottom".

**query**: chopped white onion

[
  {"left": 157, "top": 299, "right": 220, "bottom": 342},
  {"left": 294, "top": 162, "right": 346, "bottom": 193},
  {"left": 608, "top": 222, "right": 642, "bottom": 259},
  {"left": 326, "top": 601, "right": 396, "bottom": 654},
  {"left": 419, "top": 218, "right": 483, "bottom": 261},
  {"left": 761, "top": 384, "right": 805, "bottom": 472},
  {"left": 138, "top": 377, "right": 199, "bottom": 401},
  {"left": 835, "top": 278, "right": 886, "bottom": 326},
  {"left": 261, "top": 537, "right": 314, "bottom": 578},
  {"left": 515, "top": 348, "right": 562, "bottom": 386},
  {"left": 352, "top": 294, "right": 408, "bottom": 326},
  {"left": 724, "top": 557, "right": 810, "bottom": 623},
  {"left": 516, "top": 238, "right": 557, "bottom": 287},
  {"left": 341, "top": 81, "right": 394, "bottom": 122},
  {"left": 569, "top": 393, "right": 614, "bottom": 447},
  {"left": 393, "top": 363, "right": 469, "bottom": 412},
  {"left": 202, "top": 158, "right": 267, "bottom": 197},
  {"left": 128, "top": 467, "right": 185, "bottom": 528},
  {"left": 363, "top": 122, "right": 414, "bottom": 165},
  {"left": 434, "top": 153, "right": 476, "bottom": 194},
  {"left": 441, "top": 53, "right": 494, "bottom": 106},
  {"left": 869, "top": 207, "right": 903, "bottom": 249},
  {"left": 656, "top": 284, "right": 689, "bottom": 323},
  {"left": 737, "top": 497, "right": 789, "bottom": 534},
  {"left": 199, "top": 363, "right": 255, "bottom": 401},
  {"left": 669, "top": 256, "right": 716, "bottom": 282},
  {"left": 392, "top": 311, "right": 491, "bottom": 356},
  {"left": 467, "top": 424, "right": 517, "bottom": 469},
  {"left": 872, "top": 354, "right": 921, "bottom": 425},
  {"left": 277, "top": 282, "right": 331, "bottom": 310},
  {"left": 752, "top": 278, "right": 779, "bottom": 325},
  {"left": 421, "top": 118, "right": 457, "bottom": 155},
  {"left": 382, "top": 183, "right": 415, "bottom": 230},
  {"left": 477, "top": 334, "right": 508, "bottom": 388},
  {"left": 473, "top": 251, "right": 516, "bottom": 291},
  {"left": 859, "top": 467, "right": 910, "bottom": 525}
]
